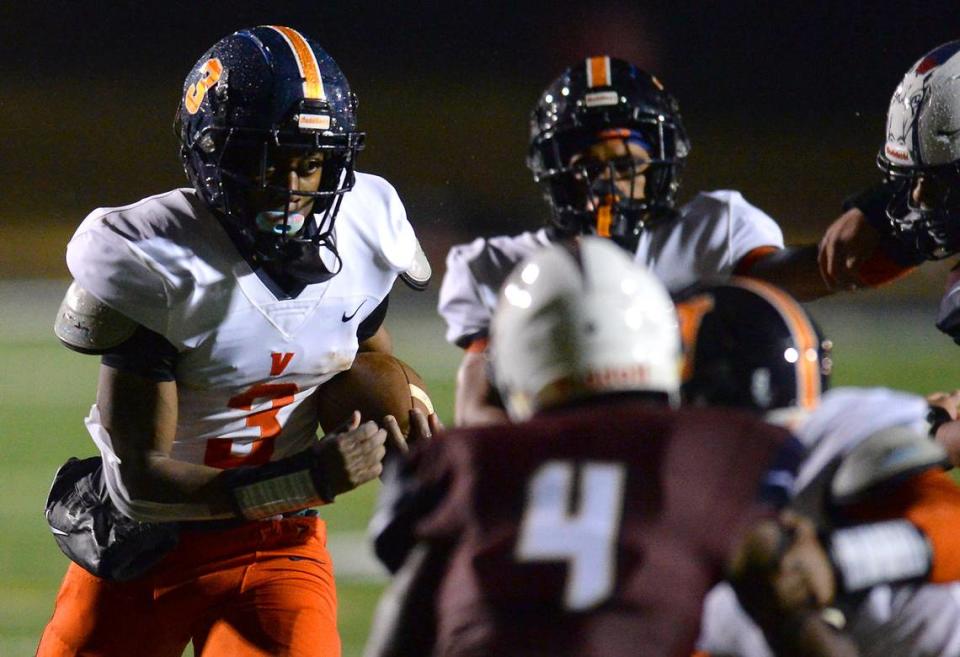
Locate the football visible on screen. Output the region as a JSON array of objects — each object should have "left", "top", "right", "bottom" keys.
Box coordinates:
[{"left": 315, "top": 352, "right": 434, "bottom": 435}]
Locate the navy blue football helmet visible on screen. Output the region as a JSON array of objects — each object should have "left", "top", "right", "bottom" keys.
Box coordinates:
[
  {"left": 675, "top": 279, "right": 831, "bottom": 414},
  {"left": 175, "top": 26, "right": 365, "bottom": 283},
  {"left": 528, "top": 56, "right": 690, "bottom": 252}
]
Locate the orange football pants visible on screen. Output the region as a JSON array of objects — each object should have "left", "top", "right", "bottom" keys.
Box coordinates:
[{"left": 37, "top": 515, "right": 340, "bottom": 657}]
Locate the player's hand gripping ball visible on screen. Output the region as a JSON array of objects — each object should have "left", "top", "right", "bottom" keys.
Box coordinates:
[{"left": 316, "top": 352, "right": 435, "bottom": 437}]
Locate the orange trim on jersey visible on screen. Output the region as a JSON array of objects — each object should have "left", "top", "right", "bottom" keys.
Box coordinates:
[
  {"left": 856, "top": 249, "right": 917, "bottom": 287},
  {"left": 588, "top": 56, "right": 610, "bottom": 87},
  {"left": 844, "top": 469, "right": 960, "bottom": 583},
  {"left": 465, "top": 336, "right": 490, "bottom": 353},
  {"left": 733, "top": 245, "right": 780, "bottom": 275},
  {"left": 268, "top": 25, "right": 325, "bottom": 100},
  {"left": 733, "top": 277, "right": 820, "bottom": 409}
]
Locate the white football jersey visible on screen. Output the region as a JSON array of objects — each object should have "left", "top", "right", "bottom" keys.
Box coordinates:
[
  {"left": 697, "top": 388, "right": 951, "bottom": 657},
  {"left": 67, "top": 173, "right": 416, "bottom": 486},
  {"left": 700, "top": 581, "right": 960, "bottom": 657},
  {"left": 438, "top": 190, "right": 783, "bottom": 346}
]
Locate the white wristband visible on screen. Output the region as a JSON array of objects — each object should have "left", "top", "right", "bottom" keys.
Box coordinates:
[{"left": 830, "top": 520, "right": 931, "bottom": 592}]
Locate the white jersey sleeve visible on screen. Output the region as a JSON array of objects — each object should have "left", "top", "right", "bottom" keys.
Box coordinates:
[
  {"left": 437, "top": 229, "right": 551, "bottom": 347},
  {"left": 794, "top": 387, "right": 930, "bottom": 492},
  {"left": 637, "top": 190, "right": 784, "bottom": 291},
  {"left": 66, "top": 192, "right": 189, "bottom": 337},
  {"left": 846, "top": 582, "right": 960, "bottom": 657},
  {"left": 340, "top": 172, "right": 417, "bottom": 281},
  {"left": 697, "top": 583, "right": 773, "bottom": 657}
]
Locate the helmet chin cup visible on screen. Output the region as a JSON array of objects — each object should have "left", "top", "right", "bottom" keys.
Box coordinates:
[{"left": 255, "top": 210, "right": 306, "bottom": 235}]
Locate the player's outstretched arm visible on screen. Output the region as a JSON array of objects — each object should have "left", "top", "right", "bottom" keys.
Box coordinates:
[
  {"left": 817, "top": 187, "right": 921, "bottom": 292},
  {"left": 99, "top": 365, "right": 387, "bottom": 521},
  {"left": 454, "top": 350, "right": 509, "bottom": 427},
  {"left": 744, "top": 245, "right": 834, "bottom": 301},
  {"left": 818, "top": 208, "right": 882, "bottom": 291}
]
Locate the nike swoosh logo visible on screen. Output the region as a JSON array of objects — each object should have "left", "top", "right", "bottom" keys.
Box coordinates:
[
  {"left": 50, "top": 527, "right": 69, "bottom": 536},
  {"left": 342, "top": 300, "right": 367, "bottom": 322}
]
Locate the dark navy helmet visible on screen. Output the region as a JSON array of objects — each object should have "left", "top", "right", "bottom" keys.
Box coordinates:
[
  {"left": 675, "top": 278, "right": 831, "bottom": 414},
  {"left": 175, "top": 26, "right": 365, "bottom": 282},
  {"left": 528, "top": 56, "right": 690, "bottom": 252}
]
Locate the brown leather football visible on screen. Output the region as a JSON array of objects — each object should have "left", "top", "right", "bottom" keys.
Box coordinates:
[{"left": 315, "top": 352, "right": 434, "bottom": 435}]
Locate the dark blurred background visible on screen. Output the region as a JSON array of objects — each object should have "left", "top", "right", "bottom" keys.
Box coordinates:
[{"left": 3, "top": 1, "right": 959, "bottom": 297}]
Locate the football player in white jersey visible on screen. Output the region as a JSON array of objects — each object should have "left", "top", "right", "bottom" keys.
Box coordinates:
[
  {"left": 677, "top": 280, "right": 960, "bottom": 657},
  {"left": 39, "top": 26, "right": 428, "bottom": 657},
  {"left": 438, "top": 56, "right": 832, "bottom": 427}
]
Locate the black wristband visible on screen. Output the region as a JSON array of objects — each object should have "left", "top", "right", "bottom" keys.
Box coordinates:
[
  {"left": 221, "top": 448, "right": 334, "bottom": 520},
  {"left": 927, "top": 404, "right": 953, "bottom": 438}
]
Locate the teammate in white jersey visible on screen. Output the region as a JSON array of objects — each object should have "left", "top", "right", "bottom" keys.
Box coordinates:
[
  {"left": 438, "top": 56, "right": 829, "bottom": 426},
  {"left": 676, "top": 281, "right": 960, "bottom": 657},
  {"left": 39, "top": 26, "right": 427, "bottom": 657}
]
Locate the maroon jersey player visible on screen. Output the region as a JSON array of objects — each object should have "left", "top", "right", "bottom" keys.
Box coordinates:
[{"left": 368, "top": 238, "right": 857, "bottom": 657}]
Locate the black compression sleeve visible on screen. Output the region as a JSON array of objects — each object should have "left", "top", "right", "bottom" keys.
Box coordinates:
[
  {"left": 358, "top": 296, "right": 389, "bottom": 341},
  {"left": 101, "top": 326, "right": 178, "bottom": 381}
]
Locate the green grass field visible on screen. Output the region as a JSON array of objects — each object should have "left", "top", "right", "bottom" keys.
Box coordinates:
[{"left": 2, "top": 281, "right": 958, "bottom": 656}]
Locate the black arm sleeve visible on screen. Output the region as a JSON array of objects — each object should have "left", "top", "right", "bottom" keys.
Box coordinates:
[
  {"left": 357, "top": 296, "right": 389, "bottom": 342},
  {"left": 843, "top": 182, "right": 927, "bottom": 267},
  {"left": 101, "top": 325, "right": 178, "bottom": 381}
]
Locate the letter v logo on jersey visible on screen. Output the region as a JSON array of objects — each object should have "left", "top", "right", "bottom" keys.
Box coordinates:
[{"left": 270, "top": 352, "right": 295, "bottom": 376}]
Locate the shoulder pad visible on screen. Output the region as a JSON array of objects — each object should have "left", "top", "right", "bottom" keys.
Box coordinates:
[
  {"left": 54, "top": 282, "right": 137, "bottom": 354},
  {"left": 831, "top": 425, "right": 948, "bottom": 505},
  {"left": 399, "top": 238, "right": 432, "bottom": 291}
]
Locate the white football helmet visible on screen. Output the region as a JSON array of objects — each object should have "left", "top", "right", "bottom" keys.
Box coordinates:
[
  {"left": 883, "top": 41, "right": 960, "bottom": 169},
  {"left": 880, "top": 40, "right": 960, "bottom": 258},
  {"left": 490, "top": 236, "right": 680, "bottom": 421}
]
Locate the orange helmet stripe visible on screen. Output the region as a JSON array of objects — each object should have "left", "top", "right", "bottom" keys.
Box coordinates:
[
  {"left": 267, "top": 25, "right": 325, "bottom": 101},
  {"left": 733, "top": 277, "right": 821, "bottom": 409},
  {"left": 587, "top": 56, "right": 611, "bottom": 88}
]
